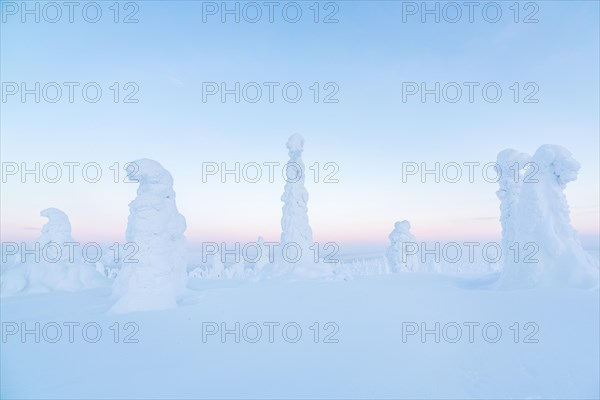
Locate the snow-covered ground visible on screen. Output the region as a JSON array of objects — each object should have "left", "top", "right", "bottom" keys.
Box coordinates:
[{"left": 2, "top": 269, "right": 598, "bottom": 399}]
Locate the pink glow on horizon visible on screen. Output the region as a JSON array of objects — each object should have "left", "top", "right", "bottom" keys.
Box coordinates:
[{"left": 2, "top": 212, "right": 598, "bottom": 246}]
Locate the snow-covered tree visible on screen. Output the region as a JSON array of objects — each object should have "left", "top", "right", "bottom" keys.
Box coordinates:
[
  {"left": 36, "top": 208, "right": 80, "bottom": 263},
  {"left": 111, "top": 159, "right": 187, "bottom": 313},
  {"left": 280, "top": 134, "right": 313, "bottom": 265},
  {"left": 386, "top": 220, "right": 417, "bottom": 272},
  {"left": 39, "top": 208, "right": 73, "bottom": 243},
  {"left": 208, "top": 252, "right": 225, "bottom": 279},
  {"left": 253, "top": 236, "right": 272, "bottom": 273},
  {"left": 501, "top": 145, "right": 598, "bottom": 288},
  {"left": 226, "top": 260, "right": 246, "bottom": 279},
  {"left": 496, "top": 149, "right": 531, "bottom": 260},
  {"left": 1, "top": 208, "right": 107, "bottom": 296}
]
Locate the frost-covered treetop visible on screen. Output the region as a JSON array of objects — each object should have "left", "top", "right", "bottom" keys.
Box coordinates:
[
  {"left": 125, "top": 159, "right": 185, "bottom": 242},
  {"left": 394, "top": 220, "right": 411, "bottom": 232},
  {"left": 40, "top": 208, "right": 71, "bottom": 229},
  {"left": 496, "top": 148, "right": 529, "bottom": 169},
  {"left": 286, "top": 133, "right": 304, "bottom": 155},
  {"left": 128, "top": 158, "right": 174, "bottom": 188},
  {"left": 533, "top": 144, "right": 580, "bottom": 187},
  {"left": 38, "top": 208, "right": 76, "bottom": 251},
  {"left": 39, "top": 208, "right": 72, "bottom": 239}
]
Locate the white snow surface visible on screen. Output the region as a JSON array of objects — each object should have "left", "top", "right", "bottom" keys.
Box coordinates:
[{"left": 1, "top": 274, "right": 598, "bottom": 399}]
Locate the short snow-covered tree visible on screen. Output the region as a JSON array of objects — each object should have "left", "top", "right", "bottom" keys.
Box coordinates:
[{"left": 386, "top": 220, "right": 417, "bottom": 272}]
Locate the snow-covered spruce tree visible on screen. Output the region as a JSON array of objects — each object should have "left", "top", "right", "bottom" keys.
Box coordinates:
[
  {"left": 279, "top": 134, "right": 314, "bottom": 267},
  {"left": 501, "top": 145, "right": 598, "bottom": 289},
  {"left": 38, "top": 208, "right": 79, "bottom": 262},
  {"left": 39, "top": 208, "right": 74, "bottom": 243},
  {"left": 386, "top": 220, "right": 418, "bottom": 272},
  {"left": 111, "top": 159, "right": 187, "bottom": 313},
  {"left": 254, "top": 236, "right": 272, "bottom": 273},
  {"left": 496, "top": 149, "right": 531, "bottom": 269},
  {"left": 208, "top": 251, "right": 225, "bottom": 279},
  {"left": 226, "top": 259, "right": 246, "bottom": 279}
]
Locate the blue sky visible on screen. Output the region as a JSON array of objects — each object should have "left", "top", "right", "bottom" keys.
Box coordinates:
[{"left": 1, "top": 1, "right": 599, "bottom": 245}]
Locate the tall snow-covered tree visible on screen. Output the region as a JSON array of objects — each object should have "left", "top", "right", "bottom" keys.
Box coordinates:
[
  {"left": 496, "top": 149, "right": 530, "bottom": 263},
  {"left": 280, "top": 134, "right": 313, "bottom": 264}
]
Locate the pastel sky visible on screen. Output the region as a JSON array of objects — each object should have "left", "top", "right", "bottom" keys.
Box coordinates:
[{"left": 1, "top": 1, "right": 598, "bottom": 246}]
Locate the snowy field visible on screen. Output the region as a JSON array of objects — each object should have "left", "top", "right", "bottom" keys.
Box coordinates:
[{"left": 2, "top": 271, "right": 599, "bottom": 399}]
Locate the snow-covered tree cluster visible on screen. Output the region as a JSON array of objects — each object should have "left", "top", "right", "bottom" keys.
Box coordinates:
[
  {"left": 0, "top": 208, "right": 108, "bottom": 297},
  {"left": 2, "top": 140, "right": 597, "bottom": 310},
  {"left": 497, "top": 145, "right": 598, "bottom": 289}
]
